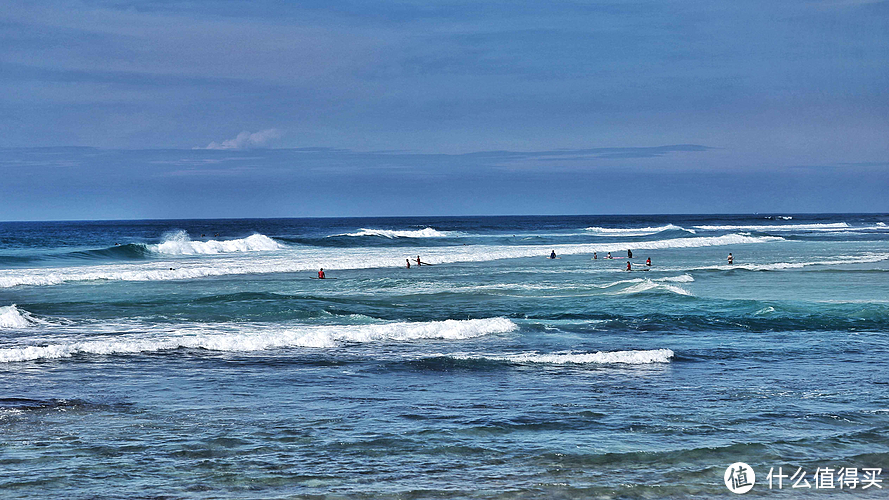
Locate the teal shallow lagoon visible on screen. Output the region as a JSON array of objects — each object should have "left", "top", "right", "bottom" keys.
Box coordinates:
[{"left": 1, "top": 215, "right": 887, "bottom": 498}]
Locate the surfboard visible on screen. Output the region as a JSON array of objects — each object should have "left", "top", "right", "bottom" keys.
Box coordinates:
[{"left": 310, "top": 277, "right": 338, "bottom": 279}]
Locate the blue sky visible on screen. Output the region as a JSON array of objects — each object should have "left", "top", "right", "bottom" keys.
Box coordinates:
[{"left": 1, "top": 0, "right": 887, "bottom": 220}]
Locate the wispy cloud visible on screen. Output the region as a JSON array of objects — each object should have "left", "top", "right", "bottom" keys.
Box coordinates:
[{"left": 200, "top": 129, "right": 283, "bottom": 150}]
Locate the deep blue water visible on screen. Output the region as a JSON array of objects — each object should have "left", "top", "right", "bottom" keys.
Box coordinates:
[{"left": 1, "top": 214, "right": 888, "bottom": 498}]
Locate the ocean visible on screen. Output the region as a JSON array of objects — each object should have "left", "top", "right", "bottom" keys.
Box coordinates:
[{"left": 0, "top": 214, "right": 887, "bottom": 498}]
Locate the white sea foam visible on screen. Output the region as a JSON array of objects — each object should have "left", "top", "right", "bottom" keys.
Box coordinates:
[
  {"left": 0, "top": 233, "right": 779, "bottom": 289},
  {"left": 453, "top": 349, "right": 674, "bottom": 365},
  {"left": 0, "top": 317, "right": 517, "bottom": 363},
  {"left": 333, "top": 228, "right": 452, "bottom": 238},
  {"left": 0, "top": 305, "right": 39, "bottom": 329},
  {"left": 584, "top": 224, "right": 693, "bottom": 236},
  {"left": 149, "top": 231, "right": 284, "bottom": 255}
]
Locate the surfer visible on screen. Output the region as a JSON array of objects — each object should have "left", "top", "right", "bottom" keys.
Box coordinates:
[
  {"left": 318, "top": 268, "right": 325, "bottom": 279},
  {"left": 550, "top": 250, "right": 557, "bottom": 259},
  {"left": 646, "top": 257, "right": 651, "bottom": 266},
  {"left": 416, "top": 255, "right": 427, "bottom": 266},
  {"left": 406, "top": 259, "right": 411, "bottom": 269},
  {"left": 728, "top": 253, "right": 733, "bottom": 265},
  {"left": 593, "top": 252, "right": 597, "bottom": 260},
  {"left": 607, "top": 252, "right": 612, "bottom": 259},
  {"left": 628, "top": 249, "right": 633, "bottom": 259},
  {"left": 626, "top": 261, "right": 632, "bottom": 271}
]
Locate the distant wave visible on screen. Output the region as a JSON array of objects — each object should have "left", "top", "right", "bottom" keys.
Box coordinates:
[
  {"left": 149, "top": 231, "right": 284, "bottom": 255},
  {"left": 692, "top": 222, "right": 886, "bottom": 232},
  {"left": 332, "top": 228, "right": 452, "bottom": 238},
  {"left": 451, "top": 348, "right": 674, "bottom": 365},
  {"left": 584, "top": 224, "right": 694, "bottom": 236},
  {"left": 0, "top": 317, "right": 517, "bottom": 363}
]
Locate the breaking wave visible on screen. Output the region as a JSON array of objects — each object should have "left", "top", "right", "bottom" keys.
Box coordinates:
[
  {"left": 0, "top": 317, "right": 518, "bottom": 363},
  {"left": 584, "top": 224, "right": 693, "bottom": 236},
  {"left": 0, "top": 305, "right": 43, "bottom": 329},
  {"left": 332, "top": 228, "right": 452, "bottom": 238},
  {"left": 451, "top": 349, "right": 674, "bottom": 365},
  {"left": 149, "top": 231, "right": 284, "bottom": 255},
  {"left": 692, "top": 222, "right": 886, "bottom": 232},
  {"left": 611, "top": 280, "right": 693, "bottom": 296}
]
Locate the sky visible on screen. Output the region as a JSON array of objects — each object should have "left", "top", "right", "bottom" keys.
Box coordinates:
[{"left": 1, "top": 0, "right": 887, "bottom": 220}]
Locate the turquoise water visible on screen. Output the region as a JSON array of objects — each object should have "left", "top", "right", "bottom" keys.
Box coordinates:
[{"left": 1, "top": 215, "right": 887, "bottom": 498}]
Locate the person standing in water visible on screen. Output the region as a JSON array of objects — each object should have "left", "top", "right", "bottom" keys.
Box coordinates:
[
  {"left": 728, "top": 253, "right": 733, "bottom": 265},
  {"left": 318, "top": 268, "right": 326, "bottom": 279},
  {"left": 550, "top": 250, "right": 557, "bottom": 259},
  {"left": 406, "top": 259, "right": 411, "bottom": 269}
]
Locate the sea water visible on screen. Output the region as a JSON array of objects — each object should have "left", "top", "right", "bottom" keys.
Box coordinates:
[{"left": 0, "top": 214, "right": 887, "bottom": 498}]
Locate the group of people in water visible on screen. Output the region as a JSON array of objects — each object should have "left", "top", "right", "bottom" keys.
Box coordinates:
[
  {"left": 550, "top": 248, "right": 650, "bottom": 271},
  {"left": 547, "top": 249, "right": 734, "bottom": 271},
  {"left": 319, "top": 250, "right": 735, "bottom": 278}
]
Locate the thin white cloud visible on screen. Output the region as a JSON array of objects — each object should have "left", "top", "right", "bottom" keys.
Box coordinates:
[{"left": 201, "top": 129, "right": 283, "bottom": 150}]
